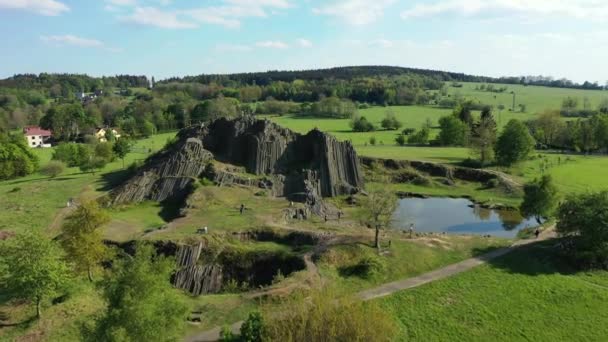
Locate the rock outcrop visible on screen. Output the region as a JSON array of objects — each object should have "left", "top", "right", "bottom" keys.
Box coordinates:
[
  {"left": 173, "top": 243, "right": 223, "bottom": 295},
  {"left": 110, "top": 137, "right": 213, "bottom": 204},
  {"left": 110, "top": 117, "right": 363, "bottom": 212}
]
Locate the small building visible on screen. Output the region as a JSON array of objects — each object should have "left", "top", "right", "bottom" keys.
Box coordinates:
[
  {"left": 23, "top": 126, "right": 52, "bottom": 148},
  {"left": 95, "top": 128, "right": 121, "bottom": 143}
]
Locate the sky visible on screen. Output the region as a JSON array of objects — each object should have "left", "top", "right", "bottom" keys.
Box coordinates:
[{"left": 1, "top": 0, "right": 607, "bottom": 83}]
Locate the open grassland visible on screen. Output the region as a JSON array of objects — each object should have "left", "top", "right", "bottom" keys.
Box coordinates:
[
  {"left": 449, "top": 82, "right": 608, "bottom": 114},
  {"left": 0, "top": 132, "right": 176, "bottom": 234},
  {"left": 317, "top": 234, "right": 508, "bottom": 294},
  {"left": 377, "top": 241, "right": 608, "bottom": 341}
]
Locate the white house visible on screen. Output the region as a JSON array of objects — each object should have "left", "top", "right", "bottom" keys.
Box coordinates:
[
  {"left": 23, "top": 126, "right": 52, "bottom": 148},
  {"left": 95, "top": 128, "right": 121, "bottom": 142}
]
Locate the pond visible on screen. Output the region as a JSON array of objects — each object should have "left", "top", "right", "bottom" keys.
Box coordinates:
[{"left": 392, "top": 197, "right": 537, "bottom": 238}]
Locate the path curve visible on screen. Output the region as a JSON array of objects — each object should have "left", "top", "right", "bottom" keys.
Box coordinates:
[{"left": 185, "top": 230, "right": 556, "bottom": 342}]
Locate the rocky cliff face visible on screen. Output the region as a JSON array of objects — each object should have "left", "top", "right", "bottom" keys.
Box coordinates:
[
  {"left": 110, "top": 117, "right": 363, "bottom": 211},
  {"left": 110, "top": 137, "right": 213, "bottom": 204}
]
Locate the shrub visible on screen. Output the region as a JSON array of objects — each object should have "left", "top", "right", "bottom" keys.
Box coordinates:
[
  {"left": 395, "top": 134, "right": 406, "bottom": 146},
  {"left": 240, "top": 311, "right": 266, "bottom": 342},
  {"left": 41, "top": 160, "right": 66, "bottom": 178},
  {"left": 381, "top": 112, "right": 402, "bottom": 130},
  {"left": 408, "top": 128, "right": 430, "bottom": 145},
  {"left": 262, "top": 289, "right": 396, "bottom": 341},
  {"left": 52, "top": 143, "right": 90, "bottom": 167},
  {"left": 402, "top": 128, "right": 416, "bottom": 135},
  {"left": 350, "top": 116, "right": 375, "bottom": 132},
  {"left": 369, "top": 136, "right": 377, "bottom": 146}
]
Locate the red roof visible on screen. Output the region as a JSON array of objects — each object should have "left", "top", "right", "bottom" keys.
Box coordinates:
[{"left": 23, "top": 126, "right": 52, "bottom": 137}]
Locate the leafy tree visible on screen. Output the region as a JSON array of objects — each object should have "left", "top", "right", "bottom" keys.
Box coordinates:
[
  {"left": 454, "top": 101, "right": 473, "bottom": 126},
  {"left": 0, "top": 230, "right": 71, "bottom": 318},
  {"left": 141, "top": 120, "right": 157, "bottom": 137},
  {"left": 191, "top": 97, "right": 240, "bottom": 123},
  {"left": 380, "top": 111, "right": 402, "bottom": 130},
  {"left": 309, "top": 97, "right": 357, "bottom": 118},
  {"left": 369, "top": 136, "right": 376, "bottom": 146},
  {"left": 80, "top": 156, "right": 107, "bottom": 175},
  {"left": 471, "top": 112, "right": 497, "bottom": 164},
  {"left": 94, "top": 142, "right": 114, "bottom": 163},
  {"left": 528, "top": 110, "right": 564, "bottom": 146},
  {"left": 93, "top": 244, "right": 189, "bottom": 341},
  {"left": 112, "top": 138, "right": 132, "bottom": 169},
  {"left": 599, "top": 98, "right": 608, "bottom": 115},
  {"left": 60, "top": 200, "right": 110, "bottom": 282},
  {"left": 53, "top": 143, "right": 91, "bottom": 167},
  {"left": 520, "top": 175, "right": 559, "bottom": 224},
  {"left": 41, "top": 160, "right": 65, "bottom": 178},
  {"left": 395, "top": 134, "right": 406, "bottom": 146},
  {"left": 0, "top": 134, "right": 39, "bottom": 180},
  {"left": 350, "top": 116, "right": 375, "bottom": 132},
  {"left": 360, "top": 187, "right": 397, "bottom": 249},
  {"left": 437, "top": 115, "right": 468, "bottom": 146},
  {"left": 408, "top": 127, "right": 430, "bottom": 145},
  {"left": 495, "top": 119, "right": 535, "bottom": 166},
  {"left": 557, "top": 191, "right": 608, "bottom": 268},
  {"left": 562, "top": 97, "right": 579, "bottom": 111}
]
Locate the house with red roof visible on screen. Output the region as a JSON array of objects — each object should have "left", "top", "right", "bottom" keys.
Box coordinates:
[{"left": 23, "top": 126, "right": 52, "bottom": 148}]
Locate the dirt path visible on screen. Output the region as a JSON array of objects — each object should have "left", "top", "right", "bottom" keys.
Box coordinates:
[{"left": 185, "top": 230, "right": 556, "bottom": 342}]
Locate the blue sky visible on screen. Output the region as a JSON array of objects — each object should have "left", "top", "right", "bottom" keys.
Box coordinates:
[{"left": 1, "top": 0, "right": 607, "bottom": 83}]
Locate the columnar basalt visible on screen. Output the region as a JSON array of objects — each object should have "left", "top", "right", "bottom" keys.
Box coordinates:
[{"left": 110, "top": 117, "right": 364, "bottom": 212}]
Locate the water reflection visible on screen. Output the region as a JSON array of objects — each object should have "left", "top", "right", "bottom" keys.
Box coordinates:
[{"left": 392, "top": 198, "right": 536, "bottom": 238}]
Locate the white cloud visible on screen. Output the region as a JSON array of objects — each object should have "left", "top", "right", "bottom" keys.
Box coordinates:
[
  {"left": 106, "top": 0, "right": 137, "bottom": 6},
  {"left": 224, "top": 0, "right": 290, "bottom": 8},
  {"left": 121, "top": 7, "right": 197, "bottom": 29},
  {"left": 0, "top": 0, "right": 69, "bottom": 16},
  {"left": 215, "top": 44, "right": 253, "bottom": 52},
  {"left": 115, "top": 0, "right": 292, "bottom": 29},
  {"left": 40, "top": 34, "right": 104, "bottom": 47},
  {"left": 297, "top": 38, "right": 313, "bottom": 48},
  {"left": 313, "top": 0, "right": 395, "bottom": 25},
  {"left": 370, "top": 39, "right": 394, "bottom": 48},
  {"left": 401, "top": 0, "right": 608, "bottom": 21},
  {"left": 256, "top": 40, "right": 289, "bottom": 49}
]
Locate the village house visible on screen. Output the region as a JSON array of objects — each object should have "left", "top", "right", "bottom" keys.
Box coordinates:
[
  {"left": 95, "top": 128, "right": 121, "bottom": 142},
  {"left": 23, "top": 126, "right": 52, "bottom": 148}
]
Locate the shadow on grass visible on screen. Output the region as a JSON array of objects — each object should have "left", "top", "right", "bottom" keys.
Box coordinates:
[
  {"left": 472, "top": 238, "right": 576, "bottom": 277},
  {"left": 5, "top": 176, "right": 79, "bottom": 186},
  {"left": 97, "top": 168, "right": 132, "bottom": 192}
]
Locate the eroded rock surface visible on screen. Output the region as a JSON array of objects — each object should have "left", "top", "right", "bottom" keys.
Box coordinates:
[{"left": 110, "top": 117, "right": 363, "bottom": 212}]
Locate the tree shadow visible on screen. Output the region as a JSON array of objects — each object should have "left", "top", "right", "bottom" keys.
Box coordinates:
[
  {"left": 158, "top": 199, "right": 184, "bottom": 222},
  {"left": 472, "top": 238, "right": 577, "bottom": 277},
  {"left": 97, "top": 168, "right": 132, "bottom": 192}
]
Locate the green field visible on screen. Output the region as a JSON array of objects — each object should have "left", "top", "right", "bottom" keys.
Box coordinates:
[
  {"left": 378, "top": 242, "right": 608, "bottom": 341},
  {"left": 0, "top": 132, "right": 176, "bottom": 234},
  {"left": 449, "top": 82, "right": 608, "bottom": 114}
]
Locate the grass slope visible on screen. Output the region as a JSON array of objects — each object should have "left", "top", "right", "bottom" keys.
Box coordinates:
[
  {"left": 378, "top": 242, "right": 608, "bottom": 341},
  {"left": 0, "top": 132, "right": 176, "bottom": 234}
]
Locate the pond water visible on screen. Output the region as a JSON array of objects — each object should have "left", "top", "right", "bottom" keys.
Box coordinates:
[{"left": 392, "top": 197, "right": 537, "bottom": 238}]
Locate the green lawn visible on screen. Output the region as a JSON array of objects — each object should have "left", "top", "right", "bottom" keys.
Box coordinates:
[
  {"left": 318, "top": 235, "right": 509, "bottom": 294},
  {"left": 0, "top": 132, "right": 177, "bottom": 234},
  {"left": 377, "top": 242, "right": 608, "bottom": 341},
  {"left": 449, "top": 82, "right": 608, "bottom": 115}
]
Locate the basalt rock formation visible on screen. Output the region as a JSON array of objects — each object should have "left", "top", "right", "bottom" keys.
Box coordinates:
[{"left": 110, "top": 117, "right": 363, "bottom": 214}]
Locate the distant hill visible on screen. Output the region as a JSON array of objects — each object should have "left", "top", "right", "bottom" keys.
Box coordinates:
[
  {"left": 161, "top": 66, "right": 605, "bottom": 91},
  {"left": 0, "top": 66, "right": 605, "bottom": 91}
]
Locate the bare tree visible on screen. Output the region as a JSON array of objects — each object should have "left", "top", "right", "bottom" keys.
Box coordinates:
[{"left": 360, "top": 187, "right": 398, "bottom": 249}]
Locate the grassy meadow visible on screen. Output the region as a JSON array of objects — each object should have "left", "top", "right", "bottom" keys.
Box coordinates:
[
  {"left": 449, "top": 82, "right": 608, "bottom": 114},
  {"left": 0, "top": 132, "right": 176, "bottom": 235},
  {"left": 377, "top": 241, "right": 608, "bottom": 341}
]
